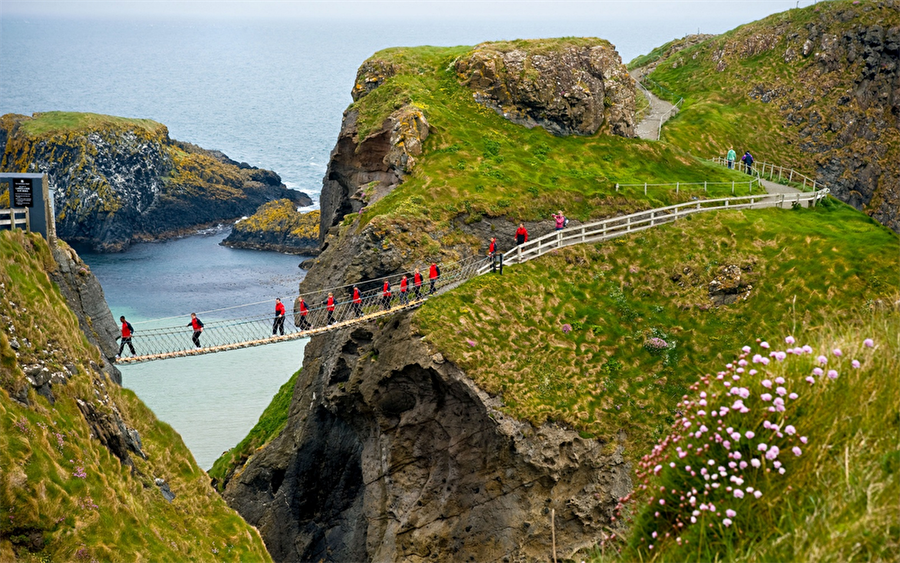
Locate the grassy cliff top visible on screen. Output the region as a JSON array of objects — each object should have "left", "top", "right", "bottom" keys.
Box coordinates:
[
  {"left": 0, "top": 231, "right": 270, "bottom": 562},
  {"left": 349, "top": 40, "right": 753, "bottom": 235},
  {"left": 6, "top": 111, "right": 169, "bottom": 139}
]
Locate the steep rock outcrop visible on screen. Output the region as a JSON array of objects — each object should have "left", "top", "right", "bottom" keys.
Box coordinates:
[
  {"left": 222, "top": 200, "right": 321, "bottom": 255},
  {"left": 223, "top": 313, "right": 630, "bottom": 563},
  {"left": 455, "top": 40, "right": 635, "bottom": 137},
  {"left": 0, "top": 112, "right": 312, "bottom": 251},
  {"left": 318, "top": 106, "right": 429, "bottom": 244}
]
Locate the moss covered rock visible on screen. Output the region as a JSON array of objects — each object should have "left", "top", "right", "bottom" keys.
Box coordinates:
[
  {"left": 0, "top": 112, "right": 312, "bottom": 252},
  {"left": 221, "top": 200, "right": 320, "bottom": 255}
]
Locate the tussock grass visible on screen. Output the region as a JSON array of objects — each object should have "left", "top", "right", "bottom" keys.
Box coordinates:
[
  {"left": 585, "top": 310, "right": 899, "bottom": 562},
  {"left": 0, "top": 231, "right": 270, "bottom": 562},
  {"left": 13, "top": 111, "right": 167, "bottom": 138},
  {"left": 414, "top": 200, "right": 899, "bottom": 451}
]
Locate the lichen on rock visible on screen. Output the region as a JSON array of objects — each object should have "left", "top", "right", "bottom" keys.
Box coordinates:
[
  {"left": 454, "top": 39, "right": 636, "bottom": 137},
  {"left": 222, "top": 200, "right": 321, "bottom": 255}
]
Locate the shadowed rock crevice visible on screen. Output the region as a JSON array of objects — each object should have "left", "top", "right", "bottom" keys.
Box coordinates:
[{"left": 223, "top": 312, "right": 631, "bottom": 562}]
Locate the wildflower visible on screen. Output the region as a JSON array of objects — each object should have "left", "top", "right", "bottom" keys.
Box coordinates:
[
  {"left": 765, "top": 446, "right": 780, "bottom": 460},
  {"left": 723, "top": 518, "right": 733, "bottom": 527},
  {"left": 852, "top": 360, "right": 861, "bottom": 369},
  {"left": 792, "top": 446, "right": 802, "bottom": 456},
  {"left": 813, "top": 367, "right": 823, "bottom": 376},
  {"left": 659, "top": 499, "right": 665, "bottom": 505},
  {"left": 758, "top": 443, "right": 768, "bottom": 451},
  {"left": 761, "top": 379, "right": 772, "bottom": 388},
  {"left": 745, "top": 431, "right": 755, "bottom": 439},
  {"left": 785, "top": 336, "right": 795, "bottom": 344},
  {"left": 864, "top": 338, "right": 874, "bottom": 348},
  {"left": 802, "top": 345, "right": 813, "bottom": 354},
  {"left": 778, "top": 467, "right": 786, "bottom": 475},
  {"left": 760, "top": 341, "right": 770, "bottom": 349},
  {"left": 753, "top": 490, "right": 763, "bottom": 499},
  {"left": 760, "top": 393, "right": 772, "bottom": 402},
  {"left": 733, "top": 489, "right": 745, "bottom": 499},
  {"left": 734, "top": 452, "right": 742, "bottom": 460},
  {"left": 817, "top": 355, "right": 828, "bottom": 365},
  {"left": 788, "top": 392, "right": 798, "bottom": 400},
  {"left": 751, "top": 458, "right": 761, "bottom": 468},
  {"left": 805, "top": 376, "right": 815, "bottom": 385},
  {"left": 827, "top": 370, "right": 838, "bottom": 379},
  {"left": 466, "top": 339, "right": 477, "bottom": 347},
  {"left": 776, "top": 387, "right": 787, "bottom": 396},
  {"left": 561, "top": 324, "right": 572, "bottom": 334},
  {"left": 726, "top": 509, "right": 736, "bottom": 518},
  {"left": 742, "top": 345, "right": 751, "bottom": 353},
  {"left": 784, "top": 425, "right": 796, "bottom": 435},
  {"left": 833, "top": 348, "right": 842, "bottom": 357},
  {"left": 775, "top": 376, "right": 785, "bottom": 385},
  {"left": 800, "top": 436, "right": 808, "bottom": 444}
]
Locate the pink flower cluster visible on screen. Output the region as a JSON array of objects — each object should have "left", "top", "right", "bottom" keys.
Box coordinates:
[{"left": 604, "top": 336, "right": 871, "bottom": 553}]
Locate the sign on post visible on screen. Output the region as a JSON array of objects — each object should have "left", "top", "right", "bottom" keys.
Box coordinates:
[
  {"left": 1, "top": 173, "right": 55, "bottom": 241},
  {"left": 12, "top": 178, "right": 34, "bottom": 207}
]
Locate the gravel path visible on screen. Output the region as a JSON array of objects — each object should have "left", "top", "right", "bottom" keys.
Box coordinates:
[{"left": 632, "top": 71, "right": 678, "bottom": 140}]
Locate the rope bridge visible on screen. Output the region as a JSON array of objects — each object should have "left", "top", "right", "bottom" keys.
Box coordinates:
[
  {"left": 115, "top": 255, "right": 491, "bottom": 364},
  {"left": 117, "top": 162, "right": 829, "bottom": 364}
]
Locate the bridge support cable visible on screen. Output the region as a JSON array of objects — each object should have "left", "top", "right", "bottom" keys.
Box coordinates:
[{"left": 116, "top": 255, "right": 490, "bottom": 364}]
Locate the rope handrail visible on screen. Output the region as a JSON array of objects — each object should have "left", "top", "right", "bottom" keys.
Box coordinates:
[{"left": 119, "top": 162, "right": 828, "bottom": 364}]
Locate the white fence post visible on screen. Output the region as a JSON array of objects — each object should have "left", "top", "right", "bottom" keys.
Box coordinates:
[{"left": 644, "top": 182, "right": 647, "bottom": 195}]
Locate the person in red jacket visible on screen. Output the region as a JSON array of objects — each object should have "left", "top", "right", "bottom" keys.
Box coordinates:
[
  {"left": 429, "top": 262, "right": 440, "bottom": 295},
  {"left": 382, "top": 280, "right": 392, "bottom": 310},
  {"left": 117, "top": 315, "right": 135, "bottom": 358},
  {"left": 515, "top": 223, "right": 528, "bottom": 245},
  {"left": 326, "top": 293, "right": 336, "bottom": 325},
  {"left": 487, "top": 237, "right": 496, "bottom": 257},
  {"left": 296, "top": 296, "right": 311, "bottom": 330},
  {"left": 352, "top": 286, "right": 363, "bottom": 317},
  {"left": 399, "top": 275, "right": 409, "bottom": 305},
  {"left": 413, "top": 268, "right": 423, "bottom": 300},
  {"left": 187, "top": 313, "right": 204, "bottom": 348},
  {"left": 273, "top": 298, "right": 286, "bottom": 335}
]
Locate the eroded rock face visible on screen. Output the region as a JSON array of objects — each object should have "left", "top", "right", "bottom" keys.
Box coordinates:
[
  {"left": 223, "top": 313, "right": 630, "bottom": 562},
  {"left": 318, "top": 105, "right": 429, "bottom": 245},
  {"left": 455, "top": 42, "right": 635, "bottom": 137}
]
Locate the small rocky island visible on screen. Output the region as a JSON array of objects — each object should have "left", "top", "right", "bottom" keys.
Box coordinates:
[
  {"left": 0, "top": 112, "right": 311, "bottom": 252},
  {"left": 221, "top": 199, "right": 320, "bottom": 255}
]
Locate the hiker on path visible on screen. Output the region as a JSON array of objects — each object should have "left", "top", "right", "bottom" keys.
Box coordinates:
[
  {"left": 552, "top": 211, "right": 566, "bottom": 230},
  {"left": 326, "top": 293, "right": 336, "bottom": 325},
  {"left": 413, "top": 268, "right": 423, "bottom": 300},
  {"left": 726, "top": 147, "right": 736, "bottom": 169},
  {"left": 741, "top": 151, "right": 754, "bottom": 175},
  {"left": 399, "top": 275, "right": 409, "bottom": 305},
  {"left": 296, "top": 297, "right": 311, "bottom": 330},
  {"left": 382, "top": 280, "right": 393, "bottom": 310},
  {"left": 429, "top": 263, "right": 440, "bottom": 295},
  {"left": 487, "top": 237, "right": 497, "bottom": 258},
  {"left": 117, "top": 316, "right": 135, "bottom": 358},
  {"left": 187, "top": 313, "right": 204, "bottom": 348},
  {"left": 273, "top": 298, "right": 286, "bottom": 335},
  {"left": 515, "top": 223, "right": 528, "bottom": 245},
  {"left": 352, "top": 286, "right": 363, "bottom": 317}
]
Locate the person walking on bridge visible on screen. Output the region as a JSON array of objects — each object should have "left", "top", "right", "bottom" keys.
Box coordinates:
[
  {"left": 399, "top": 275, "right": 409, "bottom": 306},
  {"left": 187, "top": 313, "right": 204, "bottom": 348},
  {"left": 413, "top": 268, "right": 423, "bottom": 300},
  {"left": 296, "top": 296, "right": 311, "bottom": 330},
  {"left": 726, "top": 147, "right": 736, "bottom": 169},
  {"left": 515, "top": 223, "right": 528, "bottom": 246},
  {"left": 116, "top": 316, "right": 135, "bottom": 358},
  {"left": 352, "top": 286, "right": 363, "bottom": 317},
  {"left": 326, "top": 293, "right": 336, "bottom": 325},
  {"left": 382, "top": 280, "right": 393, "bottom": 310},
  {"left": 429, "top": 262, "right": 440, "bottom": 295},
  {"left": 273, "top": 298, "right": 286, "bottom": 335}
]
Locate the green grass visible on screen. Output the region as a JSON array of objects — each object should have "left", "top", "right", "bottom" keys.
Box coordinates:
[
  {"left": 0, "top": 230, "right": 271, "bottom": 562},
  {"left": 12, "top": 111, "right": 167, "bottom": 138},
  {"left": 345, "top": 41, "right": 757, "bottom": 251},
  {"left": 414, "top": 200, "right": 899, "bottom": 451},
  {"left": 585, "top": 310, "right": 899, "bottom": 562},
  {"left": 209, "top": 369, "right": 300, "bottom": 491}
]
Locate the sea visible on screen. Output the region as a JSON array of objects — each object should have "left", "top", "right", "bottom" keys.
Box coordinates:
[{"left": 0, "top": 6, "right": 798, "bottom": 469}]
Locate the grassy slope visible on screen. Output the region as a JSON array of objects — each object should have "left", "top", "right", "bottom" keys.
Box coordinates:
[
  {"left": 0, "top": 230, "right": 271, "bottom": 562},
  {"left": 643, "top": 0, "right": 900, "bottom": 175},
  {"left": 350, "top": 40, "right": 757, "bottom": 238},
  {"left": 415, "top": 199, "right": 899, "bottom": 449}
]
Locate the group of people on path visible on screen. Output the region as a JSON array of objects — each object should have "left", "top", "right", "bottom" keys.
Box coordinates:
[
  {"left": 115, "top": 210, "right": 577, "bottom": 358},
  {"left": 726, "top": 147, "right": 754, "bottom": 175}
]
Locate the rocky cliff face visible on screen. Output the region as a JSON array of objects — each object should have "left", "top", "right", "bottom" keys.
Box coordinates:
[
  {"left": 0, "top": 112, "right": 311, "bottom": 252},
  {"left": 694, "top": 1, "right": 899, "bottom": 232},
  {"left": 455, "top": 40, "right": 635, "bottom": 137},
  {"left": 222, "top": 313, "right": 630, "bottom": 563}
]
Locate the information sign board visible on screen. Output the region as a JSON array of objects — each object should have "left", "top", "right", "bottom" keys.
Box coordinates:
[{"left": 13, "top": 178, "right": 34, "bottom": 207}]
